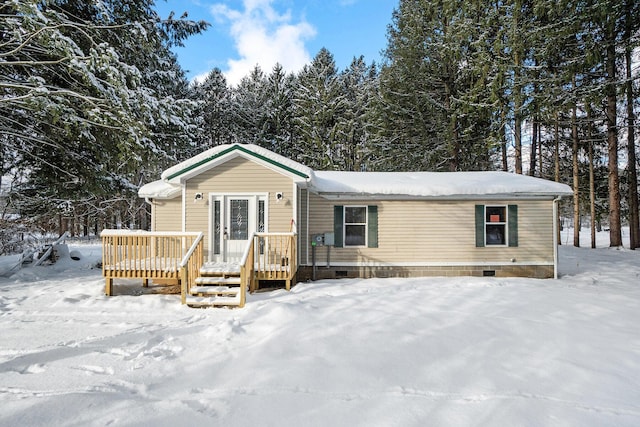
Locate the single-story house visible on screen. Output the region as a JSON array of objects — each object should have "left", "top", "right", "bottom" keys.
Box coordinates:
[{"left": 103, "top": 143, "right": 573, "bottom": 307}]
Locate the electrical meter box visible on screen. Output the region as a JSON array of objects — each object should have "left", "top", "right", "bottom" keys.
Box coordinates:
[
  {"left": 311, "top": 232, "right": 335, "bottom": 247},
  {"left": 323, "top": 232, "right": 335, "bottom": 246}
]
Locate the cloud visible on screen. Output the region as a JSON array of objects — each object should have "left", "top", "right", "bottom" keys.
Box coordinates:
[{"left": 210, "top": 0, "right": 316, "bottom": 86}]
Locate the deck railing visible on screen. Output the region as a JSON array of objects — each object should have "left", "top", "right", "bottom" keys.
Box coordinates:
[
  {"left": 239, "top": 237, "right": 254, "bottom": 307},
  {"left": 101, "top": 230, "right": 203, "bottom": 297},
  {"left": 239, "top": 232, "right": 297, "bottom": 303},
  {"left": 102, "top": 230, "right": 295, "bottom": 305},
  {"left": 179, "top": 233, "right": 204, "bottom": 304},
  {"left": 251, "top": 232, "right": 297, "bottom": 292}
]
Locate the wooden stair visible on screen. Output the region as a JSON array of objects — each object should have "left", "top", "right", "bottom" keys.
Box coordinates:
[{"left": 185, "top": 263, "right": 243, "bottom": 308}]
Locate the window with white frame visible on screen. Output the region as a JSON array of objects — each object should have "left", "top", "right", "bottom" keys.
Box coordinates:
[
  {"left": 485, "top": 206, "right": 507, "bottom": 245},
  {"left": 476, "top": 204, "right": 518, "bottom": 248},
  {"left": 344, "top": 206, "right": 367, "bottom": 246},
  {"left": 334, "top": 205, "right": 378, "bottom": 248}
]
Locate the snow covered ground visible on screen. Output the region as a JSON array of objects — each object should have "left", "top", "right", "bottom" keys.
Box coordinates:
[{"left": 1, "top": 231, "right": 639, "bottom": 426}]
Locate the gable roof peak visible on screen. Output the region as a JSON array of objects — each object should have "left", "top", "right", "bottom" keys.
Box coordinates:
[{"left": 161, "top": 143, "right": 313, "bottom": 183}]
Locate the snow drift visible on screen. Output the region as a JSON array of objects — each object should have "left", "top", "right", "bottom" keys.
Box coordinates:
[{"left": 0, "top": 233, "right": 639, "bottom": 426}]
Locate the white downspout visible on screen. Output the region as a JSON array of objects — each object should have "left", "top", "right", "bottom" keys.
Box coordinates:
[
  {"left": 144, "top": 198, "right": 153, "bottom": 231},
  {"left": 182, "top": 184, "right": 187, "bottom": 233},
  {"left": 553, "top": 196, "right": 561, "bottom": 279}
]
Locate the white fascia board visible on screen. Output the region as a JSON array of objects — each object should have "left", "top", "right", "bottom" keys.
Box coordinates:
[{"left": 311, "top": 192, "right": 564, "bottom": 201}]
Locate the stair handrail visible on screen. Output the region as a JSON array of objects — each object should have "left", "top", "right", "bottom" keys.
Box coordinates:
[
  {"left": 238, "top": 233, "right": 258, "bottom": 307},
  {"left": 239, "top": 232, "right": 258, "bottom": 266},
  {"left": 179, "top": 232, "right": 204, "bottom": 268},
  {"left": 179, "top": 232, "right": 204, "bottom": 304}
]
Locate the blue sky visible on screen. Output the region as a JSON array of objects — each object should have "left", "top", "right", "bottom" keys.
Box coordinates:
[{"left": 154, "top": 0, "right": 398, "bottom": 85}]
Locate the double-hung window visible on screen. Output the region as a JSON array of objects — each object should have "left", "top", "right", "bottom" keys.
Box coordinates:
[
  {"left": 485, "top": 206, "right": 507, "bottom": 245},
  {"left": 333, "top": 205, "right": 378, "bottom": 248},
  {"left": 475, "top": 204, "right": 518, "bottom": 247},
  {"left": 344, "top": 206, "right": 367, "bottom": 246}
]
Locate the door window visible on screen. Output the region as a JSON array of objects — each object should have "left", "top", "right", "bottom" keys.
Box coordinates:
[
  {"left": 213, "top": 200, "right": 221, "bottom": 254},
  {"left": 229, "top": 199, "right": 249, "bottom": 240}
]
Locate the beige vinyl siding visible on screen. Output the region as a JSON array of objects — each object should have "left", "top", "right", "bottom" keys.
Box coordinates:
[
  {"left": 152, "top": 197, "right": 182, "bottom": 232},
  {"left": 297, "top": 187, "right": 309, "bottom": 265},
  {"left": 307, "top": 194, "right": 555, "bottom": 265},
  {"left": 183, "top": 156, "right": 296, "bottom": 255}
]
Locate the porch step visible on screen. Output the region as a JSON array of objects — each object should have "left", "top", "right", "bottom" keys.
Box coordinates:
[
  {"left": 186, "top": 293, "right": 241, "bottom": 307},
  {"left": 189, "top": 286, "right": 239, "bottom": 296},
  {"left": 200, "top": 262, "right": 241, "bottom": 277},
  {"left": 195, "top": 276, "right": 241, "bottom": 286}
]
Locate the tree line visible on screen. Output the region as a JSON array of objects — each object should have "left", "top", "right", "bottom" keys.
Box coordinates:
[
  {"left": 1, "top": 0, "right": 206, "bottom": 251},
  {"left": 1, "top": 0, "right": 639, "bottom": 253}
]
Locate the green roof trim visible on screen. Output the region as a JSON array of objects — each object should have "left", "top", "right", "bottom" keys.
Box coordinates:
[{"left": 166, "top": 145, "right": 310, "bottom": 181}]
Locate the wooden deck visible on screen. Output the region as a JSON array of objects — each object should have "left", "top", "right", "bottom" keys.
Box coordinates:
[
  {"left": 101, "top": 230, "right": 203, "bottom": 297},
  {"left": 101, "top": 230, "right": 296, "bottom": 308}
]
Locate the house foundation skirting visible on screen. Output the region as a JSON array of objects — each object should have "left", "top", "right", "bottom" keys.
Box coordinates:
[{"left": 297, "top": 264, "right": 555, "bottom": 281}]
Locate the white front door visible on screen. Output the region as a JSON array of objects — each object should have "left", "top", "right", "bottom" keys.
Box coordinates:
[{"left": 210, "top": 194, "right": 266, "bottom": 263}]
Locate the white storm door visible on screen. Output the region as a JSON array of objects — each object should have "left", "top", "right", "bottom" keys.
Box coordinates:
[
  {"left": 211, "top": 194, "right": 266, "bottom": 263},
  {"left": 225, "top": 197, "right": 254, "bottom": 262}
]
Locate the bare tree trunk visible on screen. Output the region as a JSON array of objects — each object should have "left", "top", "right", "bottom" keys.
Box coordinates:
[
  {"left": 606, "top": 16, "right": 622, "bottom": 247},
  {"left": 538, "top": 123, "right": 543, "bottom": 177},
  {"left": 625, "top": 0, "right": 639, "bottom": 249},
  {"left": 513, "top": 0, "right": 523, "bottom": 175},
  {"left": 529, "top": 117, "right": 538, "bottom": 176},
  {"left": 83, "top": 214, "right": 89, "bottom": 237},
  {"left": 514, "top": 104, "right": 523, "bottom": 174},
  {"left": 555, "top": 111, "right": 562, "bottom": 246},
  {"left": 587, "top": 104, "right": 596, "bottom": 249},
  {"left": 572, "top": 91, "right": 580, "bottom": 247},
  {"left": 501, "top": 108, "right": 509, "bottom": 171}
]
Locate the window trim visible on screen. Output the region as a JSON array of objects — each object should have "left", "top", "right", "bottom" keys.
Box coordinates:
[
  {"left": 343, "top": 205, "right": 368, "bottom": 247},
  {"left": 475, "top": 204, "right": 518, "bottom": 248},
  {"left": 484, "top": 205, "right": 508, "bottom": 246}
]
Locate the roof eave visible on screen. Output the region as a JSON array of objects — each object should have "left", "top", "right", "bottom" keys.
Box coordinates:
[
  {"left": 312, "top": 192, "right": 572, "bottom": 201},
  {"left": 164, "top": 144, "right": 311, "bottom": 183}
]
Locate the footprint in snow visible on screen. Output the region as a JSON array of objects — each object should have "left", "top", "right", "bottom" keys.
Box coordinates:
[{"left": 74, "top": 365, "right": 115, "bottom": 375}]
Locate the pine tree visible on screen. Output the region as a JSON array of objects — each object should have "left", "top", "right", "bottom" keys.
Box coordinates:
[
  {"left": 380, "top": 0, "right": 457, "bottom": 171},
  {"left": 195, "top": 68, "right": 233, "bottom": 149},
  {"left": 336, "top": 57, "right": 378, "bottom": 171},
  {"left": 380, "top": 0, "right": 500, "bottom": 172},
  {"left": 293, "top": 48, "right": 346, "bottom": 170},
  {"left": 0, "top": 0, "right": 207, "bottom": 240},
  {"left": 261, "top": 64, "right": 297, "bottom": 157},
  {"left": 231, "top": 65, "right": 267, "bottom": 146}
]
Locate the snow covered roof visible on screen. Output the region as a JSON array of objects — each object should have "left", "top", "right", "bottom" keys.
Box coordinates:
[
  {"left": 139, "top": 144, "right": 573, "bottom": 200},
  {"left": 161, "top": 144, "right": 313, "bottom": 184},
  {"left": 310, "top": 171, "right": 573, "bottom": 199},
  {"left": 138, "top": 179, "right": 181, "bottom": 199},
  {"left": 138, "top": 180, "right": 182, "bottom": 199}
]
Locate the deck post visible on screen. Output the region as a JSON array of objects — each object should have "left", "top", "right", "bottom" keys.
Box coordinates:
[
  {"left": 239, "top": 272, "right": 246, "bottom": 308},
  {"left": 105, "top": 278, "right": 112, "bottom": 296},
  {"left": 180, "top": 265, "right": 187, "bottom": 305},
  {"left": 142, "top": 278, "right": 148, "bottom": 288}
]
